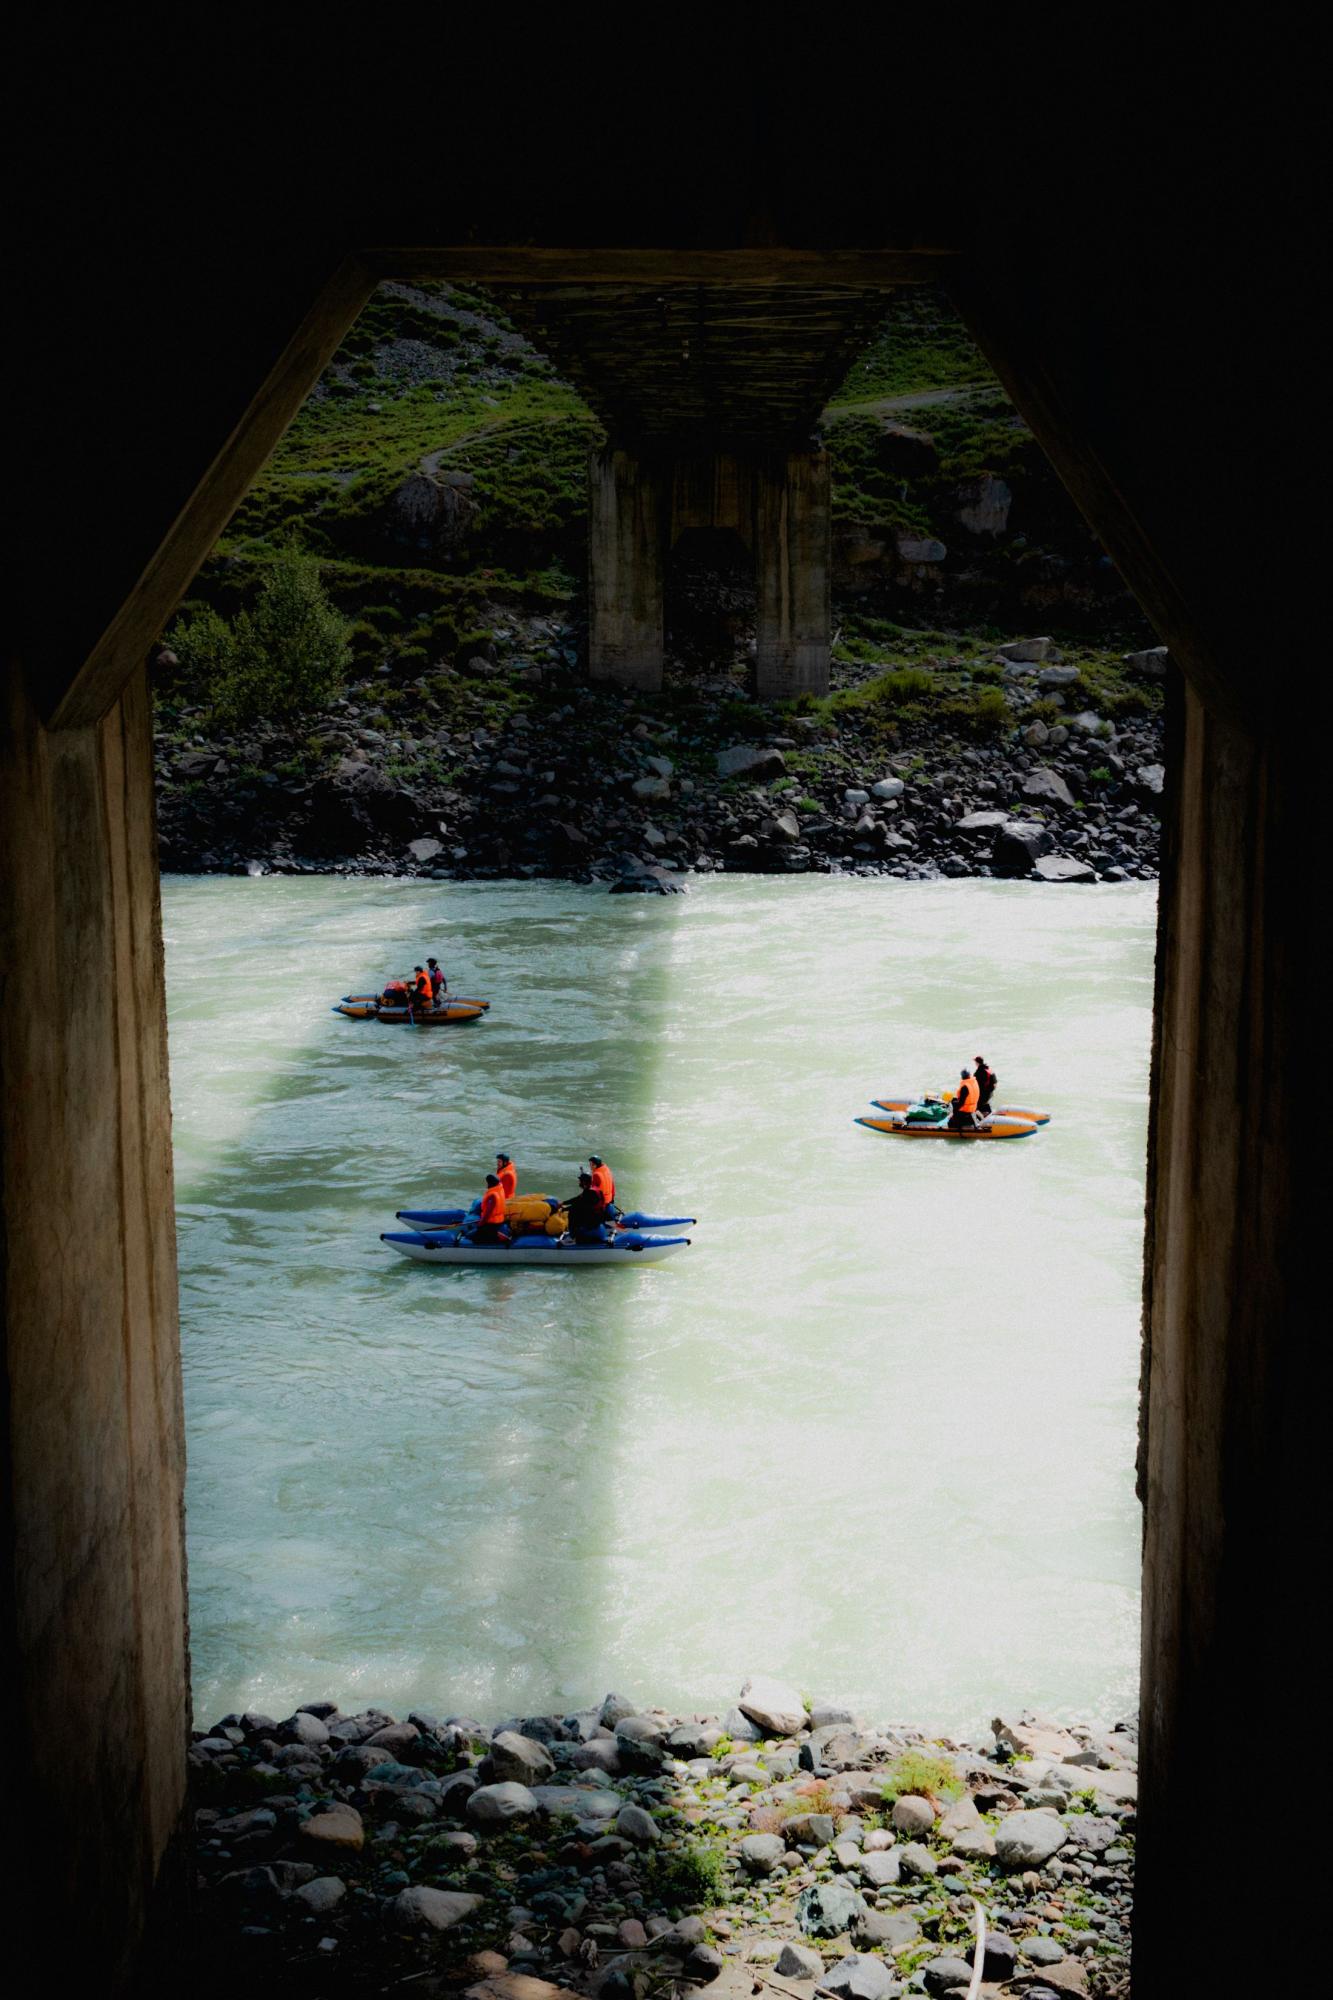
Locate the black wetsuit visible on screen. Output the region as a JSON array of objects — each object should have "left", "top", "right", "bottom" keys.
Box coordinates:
[
  {"left": 564, "top": 1189, "right": 609, "bottom": 1241},
  {"left": 975, "top": 1063, "right": 996, "bottom": 1114}
]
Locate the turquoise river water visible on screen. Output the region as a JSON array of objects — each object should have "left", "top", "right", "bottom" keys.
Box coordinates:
[{"left": 165, "top": 875, "right": 1154, "bottom": 1738}]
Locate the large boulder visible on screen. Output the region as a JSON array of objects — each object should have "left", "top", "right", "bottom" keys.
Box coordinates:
[
  {"left": 613, "top": 1714, "right": 667, "bottom": 1770},
  {"left": 889, "top": 1794, "right": 934, "bottom": 1836},
  {"left": 856, "top": 1909, "right": 919, "bottom": 1953},
  {"left": 738, "top": 1676, "right": 807, "bottom": 1738},
  {"left": 822, "top": 1953, "right": 897, "bottom": 2000},
  {"left": 922, "top": 1957, "right": 976, "bottom": 1997},
  {"left": 994, "top": 1807, "right": 1069, "bottom": 1869},
  {"left": 998, "top": 637, "right": 1052, "bottom": 663},
  {"left": 393, "top": 1885, "right": 483, "bottom": 1932},
  {"left": 795, "top": 1878, "right": 867, "bottom": 1938},
  {"left": 775, "top": 1942, "right": 823, "bottom": 1980},
  {"left": 1033, "top": 855, "right": 1096, "bottom": 882},
  {"left": 1021, "top": 767, "right": 1075, "bottom": 808},
  {"left": 739, "top": 1832, "right": 786, "bottom": 1876},
  {"left": 466, "top": 1782, "right": 539, "bottom": 1829},
  {"left": 299, "top": 1803, "right": 364, "bottom": 1854},
  {"left": 955, "top": 473, "right": 1013, "bottom": 535},
  {"left": 487, "top": 1731, "right": 555, "bottom": 1786},
  {"left": 716, "top": 744, "right": 786, "bottom": 782},
  {"left": 1125, "top": 644, "right": 1170, "bottom": 678},
  {"left": 993, "top": 819, "right": 1055, "bottom": 876}
]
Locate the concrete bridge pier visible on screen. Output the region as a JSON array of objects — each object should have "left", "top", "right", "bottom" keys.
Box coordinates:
[
  {"left": 754, "top": 447, "right": 831, "bottom": 701},
  {"left": 588, "top": 446, "right": 665, "bottom": 690},
  {"left": 588, "top": 443, "right": 831, "bottom": 699}
]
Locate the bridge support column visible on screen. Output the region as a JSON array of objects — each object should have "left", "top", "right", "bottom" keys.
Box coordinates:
[
  {"left": 588, "top": 447, "right": 665, "bottom": 691},
  {"left": 754, "top": 448, "right": 831, "bottom": 700}
]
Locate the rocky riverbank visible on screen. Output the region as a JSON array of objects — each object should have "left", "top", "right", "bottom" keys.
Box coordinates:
[
  {"left": 154, "top": 630, "right": 1165, "bottom": 891},
  {"left": 190, "top": 1676, "right": 1135, "bottom": 1998}
]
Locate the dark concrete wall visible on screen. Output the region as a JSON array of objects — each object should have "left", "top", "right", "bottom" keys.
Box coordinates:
[
  {"left": 3, "top": 23, "right": 1320, "bottom": 1994},
  {"left": 0, "top": 662, "right": 189, "bottom": 1982}
]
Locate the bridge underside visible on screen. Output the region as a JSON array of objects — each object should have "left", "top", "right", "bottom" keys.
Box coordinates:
[{"left": 493, "top": 283, "right": 900, "bottom": 693}]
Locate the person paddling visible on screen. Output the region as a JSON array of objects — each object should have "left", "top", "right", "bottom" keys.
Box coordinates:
[
  {"left": 973, "top": 1055, "right": 997, "bottom": 1116},
  {"left": 562, "top": 1170, "right": 609, "bottom": 1244},
  {"left": 948, "top": 1068, "right": 981, "bottom": 1131},
  {"left": 494, "top": 1152, "right": 517, "bottom": 1202},
  {"left": 470, "top": 1173, "right": 511, "bottom": 1245},
  {"left": 588, "top": 1155, "right": 619, "bottom": 1219}
]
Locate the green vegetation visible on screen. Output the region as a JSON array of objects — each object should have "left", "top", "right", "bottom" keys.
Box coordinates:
[
  {"left": 878, "top": 1748, "right": 963, "bottom": 1805},
  {"left": 828, "top": 291, "right": 995, "bottom": 405},
  {"left": 168, "top": 545, "right": 351, "bottom": 725},
  {"left": 645, "top": 1837, "right": 729, "bottom": 1911}
]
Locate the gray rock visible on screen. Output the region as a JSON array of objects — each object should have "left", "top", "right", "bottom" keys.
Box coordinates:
[
  {"left": 631, "top": 775, "right": 670, "bottom": 800},
  {"left": 855, "top": 1909, "right": 919, "bottom": 1953},
  {"left": 644, "top": 755, "right": 674, "bottom": 779},
  {"left": 281, "top": 1710, "right": 330, "bottom": 1746},
  {"left": 995, "top": 1808, "right": 1068, "bottom": 1869},
  {"left": 598, "top": 1692, "right": 639, "bottom": 1727},
  {"left": 993, "top": 819, "right": 1055, "bottom": 876},
  {"left": 720, "top": 1706, "right": 764, "bottom": 1743},
  {"left": 808, "top": 1704, "right": 859, "bottom": 1729},
  {"left": 615, "top": 1803, "right": 661, "bottom": 1845},
  {"left": 870, "top": 777, "right": 905, "bottom": 801},
  {"left": 294, "top": 1875, "right": 346, "bottom": 1913},
  {"left": 984, "top": 1934, "right": 1019, "bottom": 1980},
  {"left": 896, "top": 535, "right": 947, "bottom": 564},
  {"left": 956, "top": 808, "right": 1010, "bottom": 833},
  {"left": 665, "top": 1722, "right": 720, "bottom": 1758},
  {"left": 922, "top": 1956, "right": 975, "bottom": 1996},
  {"left": 832, "top": 1837, "right": 862, "bottom": 1869},
  {"left": 897, "top": 1841, "right": 936, "bottom": 1879},
  {"left": 466, "top": 1781, "right": 539, "bottom": 1828},
  {"left": 998, "top": 637, "right": 1052, "bottom": 664},
  {"left": 738, "top": 1675, "right": 807, "bottom": 1737},
  {"left": 889, "top": 1794, "right": 934, "bottom": 1836},
  {"left": 794, "top": 1877, "right": 867, "bottom": 1938},
  {"left": 956, "top": 473, "right": 1012, "bottom": 535},
  {"left": 488, "top": 1730, "right": 555, "bottom": 1785},
  {"left": 843, "top": 788, "right": 871, "bottom": 807},
  {"left": 716, "top": 744, "right": 786, "bottom": 781},
  {"left": 764, "top": 811, "right": 801, "bottom": 843},
  {"left": 1125, "top": 645, "right": 1169, "bottom": 678},
  {"left": 775, "top": 1940, "right": 823, "bottom": 1979},
  {"left": 392, "top": 1885, "right": 483, "bottom": 1931},
  {"left": 571, "top": 1738, "right": 623, "bottom": 1775},
  {"left": 1132, "top": 761, "right": 1165, "bottom": 798},
  {"left": 1036, "top": 663, "right": 1079, "bottom": 687},
  {"left": 858, "top": 1847, "right": 901, "bottom": 1887},
  {"left": 783, "top": 1811, "right": 836, "bottom": 1847},
  {"left": 936, "top": 1793, "right": 982, "bottom": 1840},
  {"left": 1021, "top": 1934, "right": 1068, "bottom": 1964},
  {"left": 533, "top": 1785, "right": 618, "bottom": 1821},
  {"left": 407, "top": 836, "right": 443, "bottom": 862},
  {"left": 949, "top": 1825, "right": 996, "bottom": 1861},
  {"left": 823, "top": 1951, "right": 897, "bottom": 2000},
  {"left": 1033, "top": 856, "right": 1096, "bottom": 883},
  {"left": 1069, "top": 709, "right": 1106, "bottom": 735},
  {"left": 614, "top": 1715, "right": 666, "bottom": 1770},
  {"left": 739, "top": 1832, "right": 786, "bottom": 1876},
  {"left": 1022, "top": 767, "right": 1075, "bottom": 808},
  {"left": 1023, "top": 720, "right": 1050, "bottom": 747},
  {"left": 685, "top": 1943, "right": 724, "bottom": 1982}
]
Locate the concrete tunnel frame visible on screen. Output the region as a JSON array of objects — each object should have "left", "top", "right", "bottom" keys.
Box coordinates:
[{"left": 3, "top": 239, "right": 1316, "bottom": 1998}]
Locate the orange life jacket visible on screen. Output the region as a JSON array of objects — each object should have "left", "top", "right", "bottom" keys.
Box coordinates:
[
  {"left": 496, "top": 1162, "right": 517, "bottom": 1201},
  {"left": 957, "top": 1075, "right": 980, "bottom": 1115},
  {"left": 412, "top": 973, "right": 432, "bottom": 1010},
  {"left": 590, "top": 1163, "right": 614, "bottom": 1204},
  {"left": 479, "top": 1186, "right": 506, "bottom": 1225}
]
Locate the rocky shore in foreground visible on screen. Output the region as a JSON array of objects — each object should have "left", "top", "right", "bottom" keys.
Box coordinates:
[
  {"left": 191, "top": 1676, "right": 1136, "bottom": 1998},
  {"left": 154, "top": 631, "right": 1165, "bottom": 892}
]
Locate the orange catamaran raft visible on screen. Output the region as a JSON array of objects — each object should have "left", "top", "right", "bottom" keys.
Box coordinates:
[{"left": 332, "top": 990, "right": 490, "bottom": 1025}]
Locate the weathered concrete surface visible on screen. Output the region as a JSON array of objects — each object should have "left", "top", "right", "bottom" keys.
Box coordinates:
[
  {"left": 754, "top": 450, "right": 832, "bottom": 699},
  {"left": 587, "top": 448, "right": 665, "bottom": 690},
  {"left": 0, "top": 661, "right": 189, "bottom": 1983}
]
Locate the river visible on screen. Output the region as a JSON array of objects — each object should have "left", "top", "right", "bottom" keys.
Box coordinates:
[{"left": 165, "top": 874, "right": 1153, "bottom": 1738}]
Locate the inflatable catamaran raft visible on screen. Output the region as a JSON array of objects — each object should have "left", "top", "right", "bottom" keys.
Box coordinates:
[
  {"left": 382, "top": 1191, "right": 696, "bottom": 1268},
  {"left": 333, "top": 992, "right": 490, "bottom": 1024},
  {"left": 856, "top": 1092, "right": 1053, "bottom": 1141}
]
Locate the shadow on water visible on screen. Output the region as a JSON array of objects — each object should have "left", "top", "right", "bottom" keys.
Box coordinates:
[{"left": 166, "top": 876, "right": 688, "bottom": 1726}]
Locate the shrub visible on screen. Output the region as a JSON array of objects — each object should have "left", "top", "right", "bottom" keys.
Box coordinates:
[
  {"left": 646, "top": 1838, "right": 729, "bottom": 1911},
  {"left": 879, "top": 1749, "right": 962, "bottom": 1805},
  {"left": 170, "top": 546, "right": 351, "bottom": 726}
]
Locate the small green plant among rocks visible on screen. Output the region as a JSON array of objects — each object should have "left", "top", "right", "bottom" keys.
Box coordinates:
[{"left": 878, "top": 1747, "right": 963, "bottom": 1805}]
